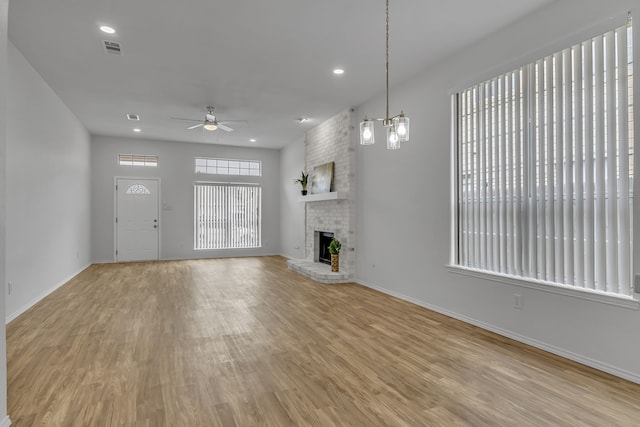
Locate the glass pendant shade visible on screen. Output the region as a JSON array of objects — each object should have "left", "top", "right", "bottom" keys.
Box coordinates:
[
  {"left": 360, "top": 120, "right": 375, "bottom": 145},
  {"left": 393, "top": 114, "right": 410, "bottom": 143},
  {"left": 387, "top": 124, "right": 400, "bottom": 150}
]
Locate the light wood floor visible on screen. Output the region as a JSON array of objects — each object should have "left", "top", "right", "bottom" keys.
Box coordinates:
[{"left": 7, "top": 256, "right": 640, "bottom": 426}]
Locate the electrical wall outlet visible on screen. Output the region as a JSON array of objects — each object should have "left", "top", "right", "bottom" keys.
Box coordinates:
[
  {"left": 513, "top": 294, "right": 522, "bottom": 309},
  {"left": 8, "top": 282, "right": 12, "bottom": 295}
]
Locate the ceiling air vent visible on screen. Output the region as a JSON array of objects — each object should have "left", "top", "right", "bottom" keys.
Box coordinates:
[
  {"left": 126, "top": 114, "right": 140, "bottom": 121},
  {"left": 103, "top": 40, "right": 122, "bottom": 55}
]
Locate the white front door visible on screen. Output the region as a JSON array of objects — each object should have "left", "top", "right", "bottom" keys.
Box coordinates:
[{"left": 116, "top": 178, "right": 160, "bottom": 262}]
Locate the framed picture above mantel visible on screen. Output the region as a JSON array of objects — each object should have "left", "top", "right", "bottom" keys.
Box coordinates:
[{"left": 311, "top": 161, "right": 334, "bottom": 194}]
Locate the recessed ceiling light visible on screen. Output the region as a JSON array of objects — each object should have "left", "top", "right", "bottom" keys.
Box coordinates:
[
  {"left": 297, "top": 117, "right": 310, "bottom": 123},
  {"left": 133, "top": 128, "right": 141, "bottom": 132},
  {"left": 249, "top": 138, "right": 257, "bottom": 142},
  {"left": 333, "top": 68, "right": 345, "bottom": 75},
  {"left": 126, "top": 113, "right": 140, "bottom": 121},
  {"left": 100, "top": 25, "right": 116, "bottom": 34}
]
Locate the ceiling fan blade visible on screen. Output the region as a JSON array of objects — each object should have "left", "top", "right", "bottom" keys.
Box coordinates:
[
  {"left": 218, "top": 124, "right": 234, "bottom": 132},
  {"left": 187, "top": 123, "right": 204, "bottom": 130},
  {"left": 219, "top": 119, "right": 247, "bottom": 124},
  {"left": 171, "top": 117, "right": 201, "bottom": 122}
]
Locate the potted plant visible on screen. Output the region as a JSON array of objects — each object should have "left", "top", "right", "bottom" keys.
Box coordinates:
[
  {"left": 329, "top": 238, "right": 341, "bottom": 272},
  {"left": 294, "top": 171, "right": 310, "bottom": 195}
]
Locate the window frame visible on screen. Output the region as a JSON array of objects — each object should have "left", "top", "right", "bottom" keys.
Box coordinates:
[
  {"left": 118, "top": 153, "right": 158, "bottom": 167},
  {"left": 193, "top": 181, "right": 262, "bottom": 250},
  {"left": 448, "top": 14, "right": 639, "bottom": 308},
  {"left": 194, "top": 157, "right": 262, "bottom": 177}
]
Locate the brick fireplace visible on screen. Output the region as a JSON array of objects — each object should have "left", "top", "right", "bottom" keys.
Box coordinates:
[{"left": 287, "top": 109, "right": 356, "bottom": 283}]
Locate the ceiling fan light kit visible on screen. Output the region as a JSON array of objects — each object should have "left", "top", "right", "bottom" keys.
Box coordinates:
[
  {"left": 360, "top": 0, "right": 410, "bottom": 150},
  {"left": 172, "top": 106, "right": 244, "bottom": 133}
]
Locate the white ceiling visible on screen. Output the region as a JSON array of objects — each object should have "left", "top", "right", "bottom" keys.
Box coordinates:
[{"left": 8, "top": 0, "right": 555, "bottom": 149}]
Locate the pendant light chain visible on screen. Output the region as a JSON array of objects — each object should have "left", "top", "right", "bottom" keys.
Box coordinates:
[{"left": 385, "top": 0, "right": 390, "bottom": 122}]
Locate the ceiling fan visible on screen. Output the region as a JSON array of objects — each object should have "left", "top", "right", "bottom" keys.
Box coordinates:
[{"left": 172, "top": 106, "right": 245, "bottom": 132}]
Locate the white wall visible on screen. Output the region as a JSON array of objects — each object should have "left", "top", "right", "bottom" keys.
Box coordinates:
[
  {"left": 356, "top": 0, "right": 640, "bottom": 383},
  {"left": 91, "top": 135, "right": 281, "bottom": 262},
  {"left": 5, "top": 42, "right": 92, "bottom": 322},
  {"left": 279, "top": 137, "right": 305, "bottom": 259},
  {"left": 0, "top": 0, "right": 8, "bottom": 423}
]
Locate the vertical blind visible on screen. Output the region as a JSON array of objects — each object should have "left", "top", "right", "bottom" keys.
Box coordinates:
[
  {"left": 194, "top": 183, "right": 262, "bottom": 250},
  {"left": 457, "top": 21, "right": 634, "bottom": 296}
]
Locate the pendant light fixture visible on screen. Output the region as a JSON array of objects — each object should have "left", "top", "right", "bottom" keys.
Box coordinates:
[{"left": 360, "top": 0, "right": 410, "bottom": 150}]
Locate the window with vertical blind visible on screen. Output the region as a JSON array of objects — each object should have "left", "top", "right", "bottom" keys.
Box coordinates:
[
  {"left": 454, "top": 19, "right": 634, "bottom": 297},
  {"left": 194, "top": 183, "right": 262, "bottom": 250}
]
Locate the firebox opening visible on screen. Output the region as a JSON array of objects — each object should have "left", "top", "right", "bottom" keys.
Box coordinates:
[{"left": 317, "top": 232, "right": 334, "bottom": 265}]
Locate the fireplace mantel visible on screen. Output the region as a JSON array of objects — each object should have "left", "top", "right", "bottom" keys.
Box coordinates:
[{"left": 298, "top": 192, "right": 345, "bottom": 203}]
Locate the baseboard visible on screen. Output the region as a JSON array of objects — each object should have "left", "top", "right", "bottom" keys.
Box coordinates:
[
  {"left": 356, "top": 279, "right": 640, "bottom": 385},
  {"left": 0, "top": 415, "right": 11, "bottom": 427},
  {"left": 6, "top": 264, "right": 91, "bottom": 324},
  {"left": 97, "top": 253, "right": 287, "bottom": 264}
]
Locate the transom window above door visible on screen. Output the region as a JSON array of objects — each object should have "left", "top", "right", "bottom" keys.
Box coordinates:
[{"left": 118, "top": 154, "right": 158, "bottom": 167}]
